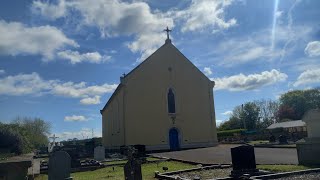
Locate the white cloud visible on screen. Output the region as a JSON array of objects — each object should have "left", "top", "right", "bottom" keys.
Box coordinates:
[
  {"left": 32, "top": 0, "right": 67, "bottom": 20},
  {"left": 0, "top": 72, "right": 55, "bottom": 96},
  {"left": 293, "top": 69, "right": 320, "bottom": 87},
  {"left": 64, "top": 115, "right": 87, "bottom": 122},
  {"left": 30, "top": 0, "right": 236, "bottom": 62},
  {"left": 69, "top": 0, "right": 173, "bottom": 38},
  {"left": 222, "top": 110, "right": 232, "bottom": 116},
  {"left": 0, "top": 20, "right": 78, "bottom": 59},
  {"left": 174, "top": 0, "right": 236, "bottom": 32},
  {"left": 216, "top": 119, "right": 224, "bottom": 126},
  {"left": 203, "top": 67, "right": 212, "bottom": 76},
  {"left": 80, "top": 96, "right": 101, "bottom": 105},
  {"left": 275, "top": 10, "right": 283, "bottom": 18},
  {"left": 57, "top": 50, "right": 111, "bottom": 64},
  {"left": 31, "top": 0, "right": 173, "bottom": 61},
  {"left": 55, "top": 128, "right": 102, "bottom": 141},
  {"left": 211, "top": 26, "right": 312, "bottom": 67},
  {"left": 51, "top": 82, "right": 117, "bottom": 98},
  {"left": 0, "top": 72, "right": 117, "bottom": 104},
  {"left": 212, "top": 69, "right": 288, "bottom": 91},
  {"left": 0, "top": 69, "right": 5, "bottom": 75},
  {"left": 304, "top": 41, "right": 320, "bottom": 57},
  {"left": 126, "top": 32, "right": 166, "bottom": 62}
]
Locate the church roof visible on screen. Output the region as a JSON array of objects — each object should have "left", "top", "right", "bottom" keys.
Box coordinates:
[{"left": 100, "top": 39, "right": 212, "bottom": 114}]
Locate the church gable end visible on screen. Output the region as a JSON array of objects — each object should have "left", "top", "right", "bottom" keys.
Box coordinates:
[{"left": 101, "top": 33, "right": 217, "bottom": 150}]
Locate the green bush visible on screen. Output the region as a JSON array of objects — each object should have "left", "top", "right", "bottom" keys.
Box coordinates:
[
  {"left": 0, "top": 118, "right": 50, "bottom": 155},
  {"left": 217, "top": 129, "right": 246, "bottom": 138}
]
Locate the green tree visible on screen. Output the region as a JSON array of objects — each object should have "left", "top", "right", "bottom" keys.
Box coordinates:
[
  {"left": 219, "top": 102, "right": 260, "bottom": 131},
  {"left": 254, "top": 99, "right": 279, "bottom": 129},
  {"left": 14, "top": 117, "right": 50, "bottom": 149},
  {"left": 241, "top": 102, "right": 260, "bottom": 130},
  {"left": 0, "top": 117, "right": 51, "bottom": 155},
  {"left": 277, "top": 89, "right": 320, "bottom": 120},
  {"left": 218, "top": 116, "right": 242, "bottom": 130}
]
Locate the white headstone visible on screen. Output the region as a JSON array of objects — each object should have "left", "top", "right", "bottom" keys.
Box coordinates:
[{"left": 94, "top": 146, "right": 105, "bottom": 161}]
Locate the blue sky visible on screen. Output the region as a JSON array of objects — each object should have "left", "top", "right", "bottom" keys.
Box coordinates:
[{"left": 0, "top": 0, "right": 320, "bottom": 140}]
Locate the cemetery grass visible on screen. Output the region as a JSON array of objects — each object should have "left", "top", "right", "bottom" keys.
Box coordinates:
[
  {"left": 35, "top": 160, "right": 195, "bottom": 180},
  {"left": 257, "top": 165, "right": 319, "bottom": 172},
  {"left": 0, "top": 153, "right": 14, "bottom": 161},
  {"left": 248, "top": 140, "right": 269, "bottom": 145}
]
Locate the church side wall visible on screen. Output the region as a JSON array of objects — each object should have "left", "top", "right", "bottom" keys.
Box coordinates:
[{"left": 102, "top": 88, "right": 125, "bottom": 149}]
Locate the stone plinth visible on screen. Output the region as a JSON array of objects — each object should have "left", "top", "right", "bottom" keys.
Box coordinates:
[
  {"left": 297, "top": 138, "right": 320, "bottom": 165},
  {"left": 0, "top": 160, "right": 32, "bottom": 180},
  {"left": 297, "top": 109, "right": 320, "bottom": 165}
]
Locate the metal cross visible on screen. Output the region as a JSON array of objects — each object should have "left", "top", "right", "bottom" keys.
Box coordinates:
[{"left": 164, "top": 26, "right": 172, "bottom": 40}]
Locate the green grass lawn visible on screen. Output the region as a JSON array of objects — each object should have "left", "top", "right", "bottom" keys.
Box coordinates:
[
  {"left": 257, "top": 165, "right": 318, "bottom": 172},
  {"left": 103, "top": 160, "right": 127, "bottom": 165},
  {"left": 248, "top": 140, "right": 269, "bottom": 145},
  {"left": 35, "top": 161, "right": 195, "bottom": 180},
  {"left": 0, "top": 153, "right": 15, "bottom": 161}
]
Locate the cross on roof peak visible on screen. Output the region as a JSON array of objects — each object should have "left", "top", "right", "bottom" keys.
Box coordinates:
[
  {"left": 164, "top": 26, "right": 171, "bottom": 40},
  {"left": 164, "top": 26, "right": 172, "bottom": 44}
]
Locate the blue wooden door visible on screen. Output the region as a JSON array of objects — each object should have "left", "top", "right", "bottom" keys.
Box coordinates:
[{"left": 169, "top": 128, "right": 180, "bottom": 151}]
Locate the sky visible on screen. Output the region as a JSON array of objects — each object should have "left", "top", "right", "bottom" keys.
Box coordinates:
[{"left": 0, "top": 0, "right": 320, "bottom": 141}]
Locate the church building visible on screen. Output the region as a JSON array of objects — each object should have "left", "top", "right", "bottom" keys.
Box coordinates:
[{"left": 100, "top": 28, "right": 218, "bottom": 151}]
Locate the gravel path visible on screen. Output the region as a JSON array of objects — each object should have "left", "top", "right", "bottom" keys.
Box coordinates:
[
  {"left": 178, "top": 168, "right": 232, "bottom": 180},
  {"left": 152, "top": 144, "right": 298, "bottom": 165}
]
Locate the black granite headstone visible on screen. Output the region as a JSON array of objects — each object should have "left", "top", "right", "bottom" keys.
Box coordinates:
[
  {"left": 279, "top": 135, "right": 288, "bottom": 144},
  {"left": 231, "top": 145, "right": 256, "bottom": 171},
  {"left": 269, "top": 135, "right": 276, "bottom": 143},
  {"left": 124, "top": 147, "right": 142, "bottom": 180}
]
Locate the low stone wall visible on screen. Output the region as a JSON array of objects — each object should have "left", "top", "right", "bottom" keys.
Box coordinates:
[
  {"left": 250, "top": 168, "right": 320, "bottom": 179},
  {"left": 155, "top": 164, "right": 231, "bottom": 180}
]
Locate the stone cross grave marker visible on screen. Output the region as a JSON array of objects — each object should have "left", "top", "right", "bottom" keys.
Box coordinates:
[
  {"left": 231, "top": 145, "right": 258, "bottom": 177},
  {"left": 48, "top": 151, "right": 72, "bottom": 180},
  {"left": 124, "top": 147, "right": 142, "bottom": 180},
  {"left": 94, "top": 146, "right": 105, "bottom": 161}
]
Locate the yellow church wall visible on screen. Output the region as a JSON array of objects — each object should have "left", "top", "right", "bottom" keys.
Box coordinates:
[
  {"left": 102, "top": 87, "right": 125, "bottom": 148},
  {"left": 121, "top": 43, "right": 217, "bottom": 150}
]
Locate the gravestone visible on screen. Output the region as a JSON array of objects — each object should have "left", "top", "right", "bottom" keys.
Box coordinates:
[
  {"left": 48, "top": 151, "right": 72, "bottom": 180},
  {"left": 278, "top": 135, "right": 288, "bottom": 144},
  {"left": 124, "top": 147, "right": 142, "bottom": 180},
  {"left": 94, "top": 146, "right": 105, "bottom": 161},
  {"left": 230, "top": 145, "right": 258, "bottom": 177},
  {"left": 297, "top": 109, "right": 320, "bottom": 165},
  {"left": 60, "top": 145, "right": 81, "bottom": 168},
  {"left": 269, "top": 135, "right": 276, "bottom": 143}
]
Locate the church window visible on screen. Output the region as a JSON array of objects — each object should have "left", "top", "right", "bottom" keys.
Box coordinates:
[{"left": 168, "top": 88, "right": 176, "bottom": 113}]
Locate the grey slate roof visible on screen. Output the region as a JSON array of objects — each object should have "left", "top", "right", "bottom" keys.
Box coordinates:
[{"left": 267, "top": 120, "right": 306, "bottom": 129}]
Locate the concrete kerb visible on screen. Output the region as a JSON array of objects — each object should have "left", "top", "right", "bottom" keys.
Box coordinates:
[
  {"left": 155, "top": 164, "right": 232, "bottom": 180},
  {"left": 250, "top": 168, "right": 320, "bottom": 179},
  {"left": 150, "top": 155, "right": 231, "bottom": 166},
  {"left": 253, "top": 144, "right": 296, "bottom": 149}
]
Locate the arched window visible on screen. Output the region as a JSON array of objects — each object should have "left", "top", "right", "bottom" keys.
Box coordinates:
[{"left": 167, "top": 88, "right": 176, "bottom": 113}]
